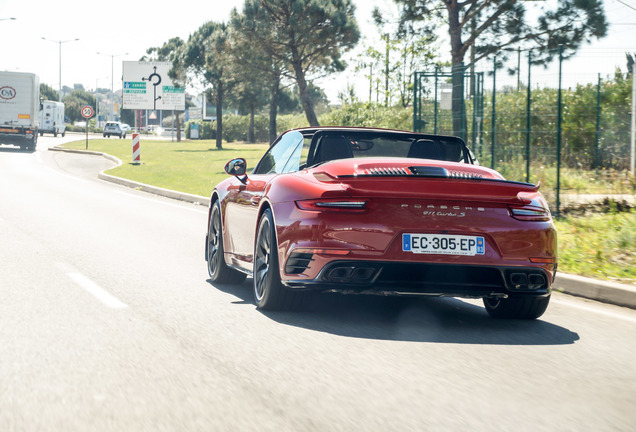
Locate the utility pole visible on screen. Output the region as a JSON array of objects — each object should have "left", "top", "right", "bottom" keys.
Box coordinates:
[
  {"left": 369, "top": 64, "right": 373, "bottom": 103},
  {"left": 41, "top": 37, "right": 79, "bottom": 102},
  {"left": 631, "top": 62, "right": 635, "bottom": 175},
  {"left": 384, "top": 33, "right": 389, "bottom": 107},
  {"left": 97, "top": 52, "right": 128, "bottom": 121}
]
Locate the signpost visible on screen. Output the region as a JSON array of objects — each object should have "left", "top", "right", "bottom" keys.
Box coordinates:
[
  {"left": 122, "top": 61, "right": 185, "bottom": 111},
  {"left": 80, "top": 105, "right": 94, "bottom": 149},
  {"left": 122, "top": 61, "right": 185, "bottom": 136}
]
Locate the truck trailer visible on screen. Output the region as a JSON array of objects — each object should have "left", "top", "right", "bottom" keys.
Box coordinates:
[
  {"left": 39, "top": 100, "right": 65, "bottom": 137},
  {"left": 0, "top": 71, "right": 41, "bottom": 151}
]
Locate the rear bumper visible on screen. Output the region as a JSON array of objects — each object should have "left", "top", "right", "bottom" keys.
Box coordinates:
[
  {"left": 283, "top": 260, "right": 553, "bottom": 299},
  {"left": 0, "top": 127, "right": 36, "bottom": 144}
]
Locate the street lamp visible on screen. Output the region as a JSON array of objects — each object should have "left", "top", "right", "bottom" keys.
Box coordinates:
[
  {"left": 97, "top": 52, "right": 128, "bottom": 121},
  {"left": 41, "top": 37, "right": 79, "bottom": 102}
]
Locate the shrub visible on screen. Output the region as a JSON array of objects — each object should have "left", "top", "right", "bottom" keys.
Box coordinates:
[
  {"left": 320, "top": 103, "right": 412, "bottom": 130},
  {"left": 185, "top": 120, "right": 216, "bottom": 140}
]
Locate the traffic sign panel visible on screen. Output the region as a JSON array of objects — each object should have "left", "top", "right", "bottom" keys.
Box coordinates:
[{"left": 81, "top": 105, "right": 94, "bottom": 119}]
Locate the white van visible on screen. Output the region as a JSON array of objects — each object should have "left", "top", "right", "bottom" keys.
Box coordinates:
[{"left": 39, "top": 101, "right": 66, "bottom": 137}]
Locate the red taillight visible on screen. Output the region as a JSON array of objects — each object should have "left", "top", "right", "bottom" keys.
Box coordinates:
[
  {"left": 509, "top": 206, "right": 551, "bottom": 221},
  {"left": 296, "top": 199, "right": 368, "bottom": 212},
  {"left": 514, "top": 192, "right": 552, "bottom": 221}
]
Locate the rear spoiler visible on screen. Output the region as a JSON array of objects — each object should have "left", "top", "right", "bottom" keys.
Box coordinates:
[{"left": 314, "top": 171, "right": 540, "bottom": 203}]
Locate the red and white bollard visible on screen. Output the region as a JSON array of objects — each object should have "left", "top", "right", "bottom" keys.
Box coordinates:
[{"left": 132, "top": 133, "right": 141, "bottom": 164}]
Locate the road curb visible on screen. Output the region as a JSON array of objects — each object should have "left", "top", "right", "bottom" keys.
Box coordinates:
[
  {"left": 48, "top": 146, "right": 211, "bottom": 207},
  {"left": 48, "top": 145, "right": 636, "bottom": 310},
  {"left": 553, "top": 273, "right": 636, "bottom": 310}
]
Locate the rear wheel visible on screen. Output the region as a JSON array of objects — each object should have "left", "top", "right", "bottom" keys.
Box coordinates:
[
  {"left": 483, "top": 294, "right": 551, "bottom": 319},
  {"left": 253, "top": 208, "right": 304, "bottom": 310},
  {"left": 206, "top": 201, "right": 246, "bottom": 284}
]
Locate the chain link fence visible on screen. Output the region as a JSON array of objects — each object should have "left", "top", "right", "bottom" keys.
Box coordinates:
[{"left": 414, "top": 48, "right": 636, "bottom": 215}]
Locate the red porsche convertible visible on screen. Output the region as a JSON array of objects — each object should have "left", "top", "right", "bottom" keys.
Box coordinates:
[{"left": 206, "top": 127, "right": 557, "bottom": 319}]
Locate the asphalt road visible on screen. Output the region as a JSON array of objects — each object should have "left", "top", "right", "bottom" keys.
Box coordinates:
[{"left": 1, "top": 135, "right": 635, "bottom": 431}]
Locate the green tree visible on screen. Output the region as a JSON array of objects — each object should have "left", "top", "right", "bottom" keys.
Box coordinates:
[
  {"left": 278, "top": 83, "right": 329, "bottom": 114},
  {"left": 357, "top": 8, "right": 440, "bottom": 107},
  {"left": 184, "top": 22, "right": 236, "bottom": 149},
  {"left": 40, "top": 83, "right": 58, "bottom": 101},
  {"left": 144, "top": 37, "right": 187, "bottom": 141},
  {"left": 120, "top": 109, "right": 135, "bottom": 127},
  {"left": 229, "top": 10, "right": 278, "bottom": 142},
  {"left": 63, "top": 90, "right": 96, "bottom": 124},
  {"left": 241, "top": 0, "right": 360, "bottom": 126},
  {"left": 396, "top": 0, "right": 608, "bottom": 138}
]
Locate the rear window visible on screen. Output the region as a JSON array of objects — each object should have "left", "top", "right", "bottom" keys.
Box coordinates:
[{"left": 305, "top": 131, "right": 471, "bottom": 166}]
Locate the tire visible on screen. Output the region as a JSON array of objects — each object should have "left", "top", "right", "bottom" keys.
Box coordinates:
[
  {"left": 483, "top": 294, "right": 551, "bottom": 319},
  {"left": 253, "top": 208, "right": 305, "bottom": 311},
  {"left": 28, "top": 134, "right": 37, "bottom": 151},
  {"left": 103, "top": 134, "right": 107, "bottom": 137},
  {"left": 206, "top": 201, "right": 246, "bottom": 284}
]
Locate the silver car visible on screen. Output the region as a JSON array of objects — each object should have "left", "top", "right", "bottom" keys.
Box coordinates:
[{"left": 103, "top": 122, "right": 126, "bottom": 139}]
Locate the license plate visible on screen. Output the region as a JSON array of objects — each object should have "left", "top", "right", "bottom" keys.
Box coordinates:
[{"left": 402, "top": 234, "right": 485, "bottom": 256}]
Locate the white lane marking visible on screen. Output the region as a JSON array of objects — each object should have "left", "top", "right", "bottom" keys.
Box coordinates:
[
  {"left": 67, "top": 272, "right": 128, "bottom": 309},
  {"left": 114, "top": 190, "right": 208, "bottom": 214},
  {"left": 552, "top": 296, "right": 636, "bottom": 324}
]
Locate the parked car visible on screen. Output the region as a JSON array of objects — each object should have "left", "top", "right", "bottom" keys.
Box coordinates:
[
  {"left": 103, "top": 121, "right": 126, "bottom": 138},
  {"left": 205, "top": 127, "right": 557, "bottom": 319},
  {"left": 121, "top": 123, "right": 131, "bottom": 132}
]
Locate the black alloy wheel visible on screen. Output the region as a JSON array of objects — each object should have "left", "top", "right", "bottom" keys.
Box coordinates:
[
  {"left": 253, "top": 208, "right": 304, "bottom": 311},
  {"left": 207, "top": 201, "right": 246, "bottom": 284}
]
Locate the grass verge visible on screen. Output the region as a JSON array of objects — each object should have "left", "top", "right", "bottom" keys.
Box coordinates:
[
  {"left": 61, "top": 138, "right": 269, "bottom": 197},
  {"left": 554, "top": 210, "right": 636, "bottom": 284}
]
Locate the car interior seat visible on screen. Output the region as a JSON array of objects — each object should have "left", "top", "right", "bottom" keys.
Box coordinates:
[
  {"left": 310, "top": 134, "right": 353, "bottom": 165},
  {"left": 407, "top": 139, "right": 443, "bottom": 161}
]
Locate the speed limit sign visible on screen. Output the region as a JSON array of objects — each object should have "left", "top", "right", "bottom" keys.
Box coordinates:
[{"left": 81, "top": 105, "right": 94, "bottom": 119}]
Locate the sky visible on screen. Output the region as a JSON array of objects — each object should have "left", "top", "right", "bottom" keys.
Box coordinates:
[{"left": 1, "top": 0, "right": 635, "bottom": 104}]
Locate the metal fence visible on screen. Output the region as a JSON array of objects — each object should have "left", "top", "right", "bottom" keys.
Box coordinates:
[{"left": 413, "top": 47, "right": 636, "bottom": 215}]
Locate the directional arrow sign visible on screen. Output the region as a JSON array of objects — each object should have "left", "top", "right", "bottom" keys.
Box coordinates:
[{"left": 122, "top": 61, "right": 185, "bottom": 110}]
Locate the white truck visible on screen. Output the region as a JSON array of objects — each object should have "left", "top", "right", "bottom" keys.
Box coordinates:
[
  {"left": 0, "top": 71, "right": 41, "bottom": 151},
  {"left": 39, "top": 100, "right": 65, "bottom": 137}
]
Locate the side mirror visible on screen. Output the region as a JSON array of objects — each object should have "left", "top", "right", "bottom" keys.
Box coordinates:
[{"left": 224, "top": 158, "right": 247, "bottom": 180}]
